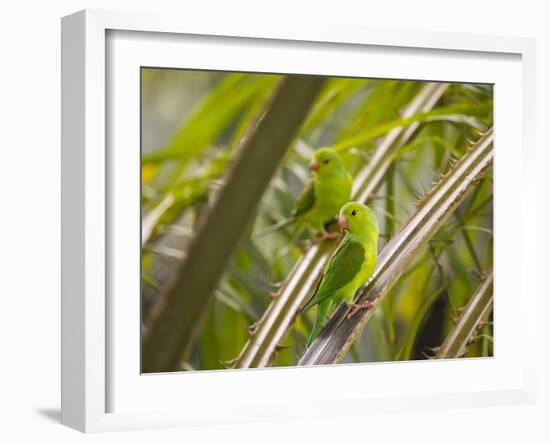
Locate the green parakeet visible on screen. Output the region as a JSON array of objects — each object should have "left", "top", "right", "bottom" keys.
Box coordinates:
[
  {"left": 302, "top": 201, "right": 379, "bottom": 348},
  {"left": 255, "top": 147, "right": 352, "bottom": 238}
]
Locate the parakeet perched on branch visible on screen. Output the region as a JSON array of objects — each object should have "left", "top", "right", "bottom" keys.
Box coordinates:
[
  {"left": 302, "top": 202, "right": 379, "bottom": 348},
  {"left": 255, "top": 147, "right": 352, "bottom": 239}
]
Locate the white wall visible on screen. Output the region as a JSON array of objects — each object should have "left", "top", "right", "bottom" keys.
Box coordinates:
[{"left": 0, "top": 1, "right": 547, "bottom": 440}]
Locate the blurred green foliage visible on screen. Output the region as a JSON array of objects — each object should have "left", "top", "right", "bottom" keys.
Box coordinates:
[{"left": 141, "top": 68, "right": 493, "bottom": 370}]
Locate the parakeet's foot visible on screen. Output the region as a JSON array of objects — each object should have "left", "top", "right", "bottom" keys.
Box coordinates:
[
  {"left": 314, "top": 231, "right": 342, "bottom": 243},
  {"left": 347, "top": 300, "right": 374, "bottom": 320}
]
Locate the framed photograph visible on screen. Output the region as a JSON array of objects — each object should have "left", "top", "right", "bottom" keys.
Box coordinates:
[{"left": 61, "top": 9, "right": 537, "bottom": 432}]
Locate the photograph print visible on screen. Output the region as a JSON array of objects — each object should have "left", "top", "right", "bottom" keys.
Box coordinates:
[{"left": 140, "top": 69, "right": 493, "bottom": 373}]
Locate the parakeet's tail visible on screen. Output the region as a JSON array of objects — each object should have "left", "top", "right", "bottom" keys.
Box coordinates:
[
  {"left": 305, "top": 300, "right": 332, "bottom": 349},
  {"left": 252, "top": 217, "right": 295, "bottom": 239},
  {"left": 299, "top": 293, "right": 318, "bottom": 315},
  {"left": 299, "top": 285, "right": 336, "bottom": 315}
]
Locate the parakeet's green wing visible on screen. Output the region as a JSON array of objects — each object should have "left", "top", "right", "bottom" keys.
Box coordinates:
[
  {"left": 303, "top": 238, "right": 365, "bottom": 310},
  {"left": 291, "top": 179, "right": 315, "bottom": 218}
]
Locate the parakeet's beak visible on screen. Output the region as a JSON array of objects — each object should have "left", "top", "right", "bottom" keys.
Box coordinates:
[
  {"left": 309, "top": 160, "right": 319, "bottom": 172},
  {"left": 338, "top": 214, "right": 349, "bottom": 231}
]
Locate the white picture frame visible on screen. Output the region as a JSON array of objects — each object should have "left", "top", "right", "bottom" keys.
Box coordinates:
[{"left": 61, "top": 9, "right": 537, "bottom": 433}]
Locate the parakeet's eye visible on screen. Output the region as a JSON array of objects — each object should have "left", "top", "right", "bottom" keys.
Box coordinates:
[
  {"left": 351, "top": 210, "right": 357, "bottom": 216},
  {"left": 323, "top": 159, "right": 329, "bottom": 164}
]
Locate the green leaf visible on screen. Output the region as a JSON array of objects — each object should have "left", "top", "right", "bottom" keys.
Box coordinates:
[{"left": 333, "top": 102, "right": 492, "bottom": 152}]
